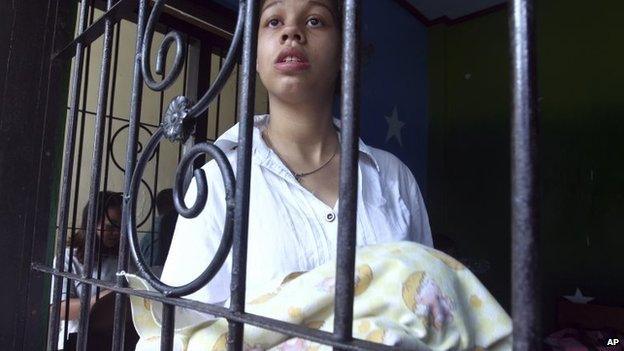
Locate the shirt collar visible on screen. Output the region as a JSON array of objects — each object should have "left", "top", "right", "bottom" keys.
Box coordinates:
[{"left": 212, "top": 114, "right": 381, "bottom": 172}]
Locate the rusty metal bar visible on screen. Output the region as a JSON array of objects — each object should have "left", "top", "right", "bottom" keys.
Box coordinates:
[
  {"left": 510, "top": 0, "right": 540, "bottom": 349},
  {"left": 46, "top": 0, "right": 91, "bottom": 349},
  {"left": 333, "top": 0, "right": 361, "bottom": 349},
  {"left": 74, "top": 0, "right": 117, "bottom": 349},
  {"left": 160, "top": 304, "right": 176, "bottom": 351},
  {"left": 227, "top": 0, "right": 259, "bottom": 349},
  {"left": 110, "top": 1, "right": 148, "bottom": 350}
]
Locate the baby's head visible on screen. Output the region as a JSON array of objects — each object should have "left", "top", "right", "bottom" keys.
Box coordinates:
[{"left": 257, "top": 0, "right": 343, "bottom": 105}]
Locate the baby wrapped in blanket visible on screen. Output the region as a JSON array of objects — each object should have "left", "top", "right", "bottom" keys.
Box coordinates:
[{"left": 126, "top": 241, "right": 512, "bottom": 350}]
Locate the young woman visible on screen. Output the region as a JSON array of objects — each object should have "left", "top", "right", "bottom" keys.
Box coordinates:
[
  {"left": 160, "top": 0, "right": 432, "bottom": 307},
  {"left": 50, "top": 191, "right": 123, "bottom": 349},
  {"left": 128, "top": 2, "right": 512, "bottom": 349}
]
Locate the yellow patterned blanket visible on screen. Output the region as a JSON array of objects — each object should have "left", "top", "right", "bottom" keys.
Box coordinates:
[{"left": 126, "top": 241, "right": 512, "bottom": 350}]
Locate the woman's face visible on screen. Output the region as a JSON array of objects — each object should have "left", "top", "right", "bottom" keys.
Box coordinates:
[
  {"left": 257, "top": 0, "right": 341, "bottom": 105},
  {"left": 97, "top": 206, "right": 121, "bottom": 249}
]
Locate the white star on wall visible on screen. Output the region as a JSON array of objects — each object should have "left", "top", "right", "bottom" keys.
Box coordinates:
[
  {"left": 385, "top": 106, "right": 405, "bottom": 147},
  {"left": 563, "top": 288, "right": 594, "bottom": 304}
]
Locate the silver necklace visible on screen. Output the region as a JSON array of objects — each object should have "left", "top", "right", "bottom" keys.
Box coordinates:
[{"left": 263, "top": 128, "right": 338, "bottom": 182}]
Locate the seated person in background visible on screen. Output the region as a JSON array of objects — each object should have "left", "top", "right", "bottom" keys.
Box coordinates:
[
  {"left": 49, "top": 191, "right": 122, "bottom": 350},
  {"left": 140, "top": 188, "right": 177, "bottom": 271}
]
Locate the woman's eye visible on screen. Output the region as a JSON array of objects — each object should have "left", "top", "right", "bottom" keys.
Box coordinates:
[
  {"left": 268, "top": 18, "right": 281, "bottom": 27},
  {"left": 308, "top": 17, "right": 322, "bottom": 27}
]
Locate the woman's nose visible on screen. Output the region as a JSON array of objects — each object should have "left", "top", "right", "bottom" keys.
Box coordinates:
[{"left": 280, "top": 26, "right": 305, "bottom": 44}]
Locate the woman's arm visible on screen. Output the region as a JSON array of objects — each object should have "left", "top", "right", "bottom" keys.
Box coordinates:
[
  {"left": 50, "top": 290, "right": 112, "bottom": 321},
  {"left": 400, "top": 164, "right": 434, "bottom": 247}
]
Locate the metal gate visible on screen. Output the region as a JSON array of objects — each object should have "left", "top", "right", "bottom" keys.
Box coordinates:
[{"left": 33, "top": 0, "right": 539, "bottom": 350}]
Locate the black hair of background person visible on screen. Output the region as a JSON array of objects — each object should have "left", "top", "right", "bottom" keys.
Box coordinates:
[{"left": 73, "top": 191, "right": 123, "bottom": 264}]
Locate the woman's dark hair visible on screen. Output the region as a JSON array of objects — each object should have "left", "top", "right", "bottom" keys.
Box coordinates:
[{"left": 72, "top": 191, "right": 123, "bottom": 263}]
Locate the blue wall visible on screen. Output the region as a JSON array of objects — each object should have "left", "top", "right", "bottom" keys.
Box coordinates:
[
  {"left": 357, "top": 0, "right": 429, "bottom": 194},
  {"left": 213, "top": 0, "right": 429, "bottom": 193}
]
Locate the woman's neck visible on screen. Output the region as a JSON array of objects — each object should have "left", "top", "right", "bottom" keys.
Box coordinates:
[{"left": 264, "top": 96, "right": 339, "bottom": 164}]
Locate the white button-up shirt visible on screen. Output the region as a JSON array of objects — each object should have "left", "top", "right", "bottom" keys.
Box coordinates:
[{"left": 161, "top": 114, "right": 432, "bottom": 306}]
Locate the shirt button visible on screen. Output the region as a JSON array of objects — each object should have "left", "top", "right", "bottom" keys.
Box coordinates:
[{"left": 326, "top": 211, "right": 336, "bottom": 222}]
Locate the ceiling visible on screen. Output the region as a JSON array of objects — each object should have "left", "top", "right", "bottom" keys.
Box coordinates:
[
  {"left": 208, "top": 0, "right": 508, "bottom": 24},
  {"left": 406, "top": 0, "right": 506, "bottom": 20}
]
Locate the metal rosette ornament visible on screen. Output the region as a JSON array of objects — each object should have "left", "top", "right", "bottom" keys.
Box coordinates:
[{"left": 125, "top": 0, "right": 247, "bottom": 297}]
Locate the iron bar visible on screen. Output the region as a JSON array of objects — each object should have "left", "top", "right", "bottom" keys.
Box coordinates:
[
  {"left": 52, "top": 0, "right": 135, "bottom": 61},
  {"left": 215, "top": 53, "right": 224, "bottom": 139},
  {"left": 46, "top": 0, "right": 91, "bottom": 349},
  {"left": 333, "top": 0, "right": 361, "bottom": 349},
  {"left": 180, "top": 38, "right": 196, "bottom": 200},
  {"left": 150, "top": 24, "right": 169, "bottom": 267},
  {"left": 509, "top": 0, "right": 540, "bottom": 350},
  {"left": 111, "top": 1, "right": 148, "bottom": 349},
  {"left": 160, "top": 304, "right": 176, "bottom": 351},
  {"left": 96, "top": 11, "right": 122, "bottom": 300},
  {"left": 34, "top": 264, "right": 409, "bottom": 351},
  {"left": 179, "top": 36, "right": 190, "bottom": 162},
  {"left": 227, "top": 0, "right": 259, "bottom": 349},
  {"left": 62, "top": 2, "right": 97, "bottom": 339},
  {"left": 75, "top": 0, "right": 117, "bottom": 349}
]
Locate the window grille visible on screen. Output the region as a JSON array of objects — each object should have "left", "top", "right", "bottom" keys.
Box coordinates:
[{"left": 34, "top": 0, "right": 539, "bottom": 350}]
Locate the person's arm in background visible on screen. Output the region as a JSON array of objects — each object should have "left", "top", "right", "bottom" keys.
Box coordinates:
[
  {"left": 48, "top": 249, "right": 112, "bottom": 321},
  {"left": 52, "top": 291, "right": 112, "bottom": 321}
]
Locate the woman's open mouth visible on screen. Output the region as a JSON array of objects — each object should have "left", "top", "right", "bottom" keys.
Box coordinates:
[
  {"left": 274, "top": 57, "right": 310, "bottom": 73},
  {"left": 274, "top": 48, "right": 310, "bottom": 73}
]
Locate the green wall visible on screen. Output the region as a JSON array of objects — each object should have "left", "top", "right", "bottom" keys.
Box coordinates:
[{"left": 427, "top": 0, "right": 624, "bottom": 333}]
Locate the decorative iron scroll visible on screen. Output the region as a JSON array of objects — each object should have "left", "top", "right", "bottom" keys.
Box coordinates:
[{"left": 125, "top": 0, "right": 247, "bottom": 297}]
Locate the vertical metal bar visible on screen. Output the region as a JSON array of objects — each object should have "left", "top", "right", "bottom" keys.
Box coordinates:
[
  {"left": 150, "top": 63, "right": 166, "bottom": 268},
  {"left": 159, "top": 304, "right": 175, "bottom": 351},
  {"left": 47, "top": 0, "right": 91, "bottom": 349},
  {"left": 150, "top": 24, "right": 171, "bottom": 267},
  {"left": 177, "top": 36, "right": 190, "bottom": 163},
  {"left": 111, "top": 1, "right": 148, "bottom": 349},
  {"left": 333, "top": 0, "right": 360, "bottom": 348},
  {"left": 509, "top": 0, "right": 539, "bottom": 350},
  {"left": 75, "top": 0, "right": 117, "bottom": 349},
  {"left": 63, "top": 3, "right": 96, "bottom": 340},
  {"left": 228, "top": 0, "right": 258, "bottom": 349},
  {"left": 181, "top": 38, "right": 195, "bottom": 191},
  {"left": 234, "top": 61, "right": 239, "bottom": 121},
  {"left": 96, "top": 12, "right": 121, "bottom": 300},
  {"left": 215, "top": 53, "right": 223, "bottom": 139}
]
